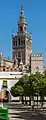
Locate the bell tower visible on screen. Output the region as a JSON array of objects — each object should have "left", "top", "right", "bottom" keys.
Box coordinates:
[{"left": 12, "top": 5, "right": 32, "bottom": 66}]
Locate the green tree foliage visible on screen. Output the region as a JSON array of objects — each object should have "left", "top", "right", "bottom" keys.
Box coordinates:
[{"left": 10, "top": 72, "right": 46, "bottom": 108}]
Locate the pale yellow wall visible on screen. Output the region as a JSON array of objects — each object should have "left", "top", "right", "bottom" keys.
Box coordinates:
[{"left": 31, "top": 55, "right": 43, "bottom": 74}]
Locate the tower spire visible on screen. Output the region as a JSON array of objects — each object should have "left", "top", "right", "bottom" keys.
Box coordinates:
[
  {"left": 20, "top": 4, "right": 24, "bottom": 17},
  {"left": 18, "top": 5, "right": 27, "bottom": 34}
]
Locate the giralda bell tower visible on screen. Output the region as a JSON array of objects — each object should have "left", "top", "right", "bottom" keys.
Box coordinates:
[{"left": 12, "top": 6, "right": 32, "bottom": 66}]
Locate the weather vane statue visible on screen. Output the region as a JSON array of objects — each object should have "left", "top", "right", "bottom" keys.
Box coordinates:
[{"left": 21, "top": 4, "right": 24, "bottom": 10}]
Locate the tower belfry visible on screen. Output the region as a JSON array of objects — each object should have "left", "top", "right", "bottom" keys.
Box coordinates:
[{"left": 18, "top": 5, "right": 27, "bottom": 34}]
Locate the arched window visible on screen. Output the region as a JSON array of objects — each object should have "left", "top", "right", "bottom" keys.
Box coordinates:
[
  {"left": 24, "top": 39, "right": 25, "bottom": 45},
  {"left": 24, "top": 26, "right": 26, "bottom": 31},
  {"left": 20, "top": 26, "right": 23, "bottom": 32},
  {"left": 18, "top": 38, "right": 20, "bottom": 46},
  {"left": 13, "top": 39, "right": 15, "bottom": 46},
  {"left": 16, "top": 39, "right": 17, "bottom": 46},
  {"left": 18, "top": 52, "right": 21, "bottom": 57},
  {"left": 21, "top": 37, "right": 25, "bottom": 45}
]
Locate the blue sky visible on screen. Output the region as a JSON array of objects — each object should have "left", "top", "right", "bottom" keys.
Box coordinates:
[{"left": 0, "top": 0, "right": 46, "bottom": 66}]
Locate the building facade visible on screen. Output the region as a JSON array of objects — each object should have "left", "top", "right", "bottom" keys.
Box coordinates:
[
  {"left": 31, "top": 54, "right": 43, "bottom": 74},
  {"left": 0, "top": 52, "right": 13, "bottom": 72}
]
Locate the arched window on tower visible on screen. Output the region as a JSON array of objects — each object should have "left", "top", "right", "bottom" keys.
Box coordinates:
[
  {"left": 13, "top": 39, "right": 15, "bottom": 46},
  {"left": 16, "top": 39, "right": 17, "bottom": 46},
  {"left": 21, "top": 37, "right": 25, "bottom": 45},
  {"left": 24, "top": 39, "right": 25, "bottom": 45},
  {"left": 18, "top": 52, "right": 21, "bottom": 57},
  {"left": 18, "top": 38, "right": 20, "bottom": 46},
  {"left": 20, "top": 26, "right": 23, "bottom": 32},
  {"left": 24, "top": 26, "right": 26, "bottom": 31}
]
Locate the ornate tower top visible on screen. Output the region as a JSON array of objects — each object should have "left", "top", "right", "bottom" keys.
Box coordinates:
[
  {"left": 19, "top": 5, "right": 27, "bottom": 24},
  {"left": 20, "top": 5, "right": 24, "bottom": 16},
  {"left": 18, "top": 5, "right": 27, "bottom": 34},
  {"left": 21, "top": 5, "right": 24, "bottom": 10}
]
